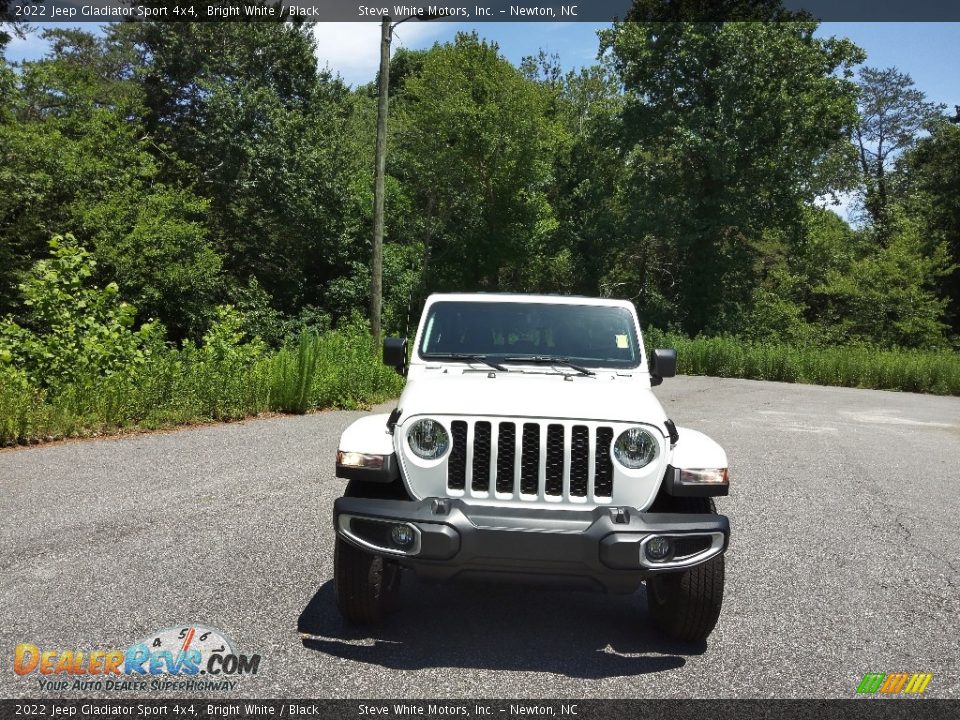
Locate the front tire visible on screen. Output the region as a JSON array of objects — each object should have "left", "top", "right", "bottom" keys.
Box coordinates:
[
  {"left": 334, "top": 536, "right": 401, "bottom": 624},
  {"left": 645, "top": 495, "right": 725, "bottom": 642},
  {"left": 646, "top": 553, "right": 724, "bottom": 642}
]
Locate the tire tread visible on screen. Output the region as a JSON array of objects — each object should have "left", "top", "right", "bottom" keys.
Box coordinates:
[
  {"left": 646, "top": 497, "right": 725, "bottom": 642},
  {"left": 334, "top": 536, "right": 399, "bottom": 624}
]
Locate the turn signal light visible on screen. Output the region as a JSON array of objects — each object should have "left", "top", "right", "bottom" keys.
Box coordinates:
[
  {"left": 679, "top": 468, "right": 728, "bottom": 485},
  {"left": 337, "top": 451, "right": 386, "bottom": 469}
]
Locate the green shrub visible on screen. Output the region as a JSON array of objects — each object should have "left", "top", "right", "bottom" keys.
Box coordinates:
[
  {"left": 308, "top": 317, "right": 405, "bottom": 410},
  {"left": 647, "top": 328, "right": 960, "bottom": 395},
  {"left": 0, "top": 306, "right": 404, "bottom": 446},
  {"left": 0, "top": 235, "right": 164, "bottom": 391},
  {"left": 0, "top": 238, "right": 386, "bottom": 445}
]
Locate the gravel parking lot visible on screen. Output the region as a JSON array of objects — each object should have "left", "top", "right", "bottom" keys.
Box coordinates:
[{"left": 1, "top": 376, "right": 958, "bottom": 699}]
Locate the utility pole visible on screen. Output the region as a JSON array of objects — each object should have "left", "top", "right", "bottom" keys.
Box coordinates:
[
  {"left": 370, "top": 12, "right": 436, "bottom": 349},
  {"left": 371, "top": 16, "right": 391, "bottom": 349}
]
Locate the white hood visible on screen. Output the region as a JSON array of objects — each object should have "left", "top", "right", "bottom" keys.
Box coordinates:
[{"left": 397, "top": 369, "right": 668, "bottom": 429}]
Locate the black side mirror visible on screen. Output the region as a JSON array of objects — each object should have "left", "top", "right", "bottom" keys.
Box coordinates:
[
  {"left": 383, "top": 337, "right": 408, "bottom": 375},
  {"left": 650, "top": 348, "right": 677, "bottom": 386}
]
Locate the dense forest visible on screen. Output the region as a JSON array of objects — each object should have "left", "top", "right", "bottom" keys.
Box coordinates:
[{"left": 1, "top": 8, "right": 959, "bottom": 442}]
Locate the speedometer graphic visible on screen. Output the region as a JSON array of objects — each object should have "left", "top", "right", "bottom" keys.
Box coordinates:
[{"left": 133, "top": 624, "right": 236, "bottom": 674}]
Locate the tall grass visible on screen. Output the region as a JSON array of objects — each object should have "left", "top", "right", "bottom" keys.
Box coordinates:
[
  {"left": 268, "top": 332, "right": 322, "bottom": 414},
  {"left": 645, "top": 328, "right": 960, "bottom": 396},
  {"left": 7, "top": 325, "right": 956, "bottom": 447},
  {"left": 0, "top": 372, "right": 56, "bottom": 443},
  {"left": 0, "top": 326, "right": 404, "bottom": 446}
]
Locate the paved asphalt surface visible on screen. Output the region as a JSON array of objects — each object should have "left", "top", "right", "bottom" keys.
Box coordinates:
[{"left": 1, "top": 376, "right": 958, "bottom": 700}]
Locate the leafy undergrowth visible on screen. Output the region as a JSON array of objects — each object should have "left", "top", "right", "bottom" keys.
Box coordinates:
[
  {"left": 0, "top": 236, "right": 404, "bottom": 447},
  {"left": 0, "top": 323, "right": 403, "bottom": 447}
]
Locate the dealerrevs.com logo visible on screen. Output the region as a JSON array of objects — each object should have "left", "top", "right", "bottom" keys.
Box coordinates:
[{"left": 14, "top": 625, "right": 261, "bottom": 692}]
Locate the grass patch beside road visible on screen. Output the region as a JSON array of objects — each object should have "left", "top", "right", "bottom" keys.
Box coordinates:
[
  {"left": 5, "top": 323, "right": 957, "bottom": 447},
  {"left": 0, "top": 324, "right": 403, "bottom": 447},
  {"left": 646, "top": 329, "right": 960, "bottom": 396}
]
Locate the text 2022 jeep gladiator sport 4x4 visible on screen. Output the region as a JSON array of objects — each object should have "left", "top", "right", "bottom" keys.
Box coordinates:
[{"left": 333, "top": 294, "right": 730, "bottom": 642}]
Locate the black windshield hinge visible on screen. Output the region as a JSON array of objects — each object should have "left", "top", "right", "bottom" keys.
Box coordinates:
[
  {"left": 664, "top": 419, "right": 680, "bottom": 445},
  {"left": 386, "top": 407, "right": 402, "bottom": 433}
]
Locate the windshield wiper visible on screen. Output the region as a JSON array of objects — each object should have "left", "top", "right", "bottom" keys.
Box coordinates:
[
  {"left": 422, "top": 353, "right": 508, "bottom": 372},
  {"left": 502, "top": 356, "right": 595, "bottom": 376}
]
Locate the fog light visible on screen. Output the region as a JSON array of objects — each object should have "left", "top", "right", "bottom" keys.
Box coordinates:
[
  {"left": 645, "top": 536, "right": 673, "bottom": 562},
  {"left": 391, "top": 524, "right": 415, "bottom": 548}
]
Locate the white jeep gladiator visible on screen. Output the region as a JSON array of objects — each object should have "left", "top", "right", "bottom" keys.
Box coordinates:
[{"left": 333, "top": 293, "right": 730, "bottom": 642}]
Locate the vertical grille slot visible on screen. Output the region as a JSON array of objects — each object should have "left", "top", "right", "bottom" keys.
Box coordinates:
[
  {"left": 520, "top": 423, "right": 540, "bottom": 495},
  {"left": 448, "top": 420, "right": 468, "bottom": 490},
  {"left": 545, "top": 424, "right": 564, "bottom": 495},
  {"left": 496, "top": 422, "right": 516, "bottom": 494},
  {"left": 594, "top": 426, "right": 614, "bottom": 497},
  {"left": 569, "top": 425, "right": 589, "bottom": 497},
  {"left": 472, "top": 421, "right": 492, "bottom": 491}
]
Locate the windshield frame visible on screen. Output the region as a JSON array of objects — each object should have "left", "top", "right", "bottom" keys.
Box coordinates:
[{"left": 416, "top": 300, "right": 644, "bottom": 371}]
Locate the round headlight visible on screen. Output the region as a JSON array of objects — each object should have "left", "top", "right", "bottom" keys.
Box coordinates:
[
  {"left": 407, "top": 419, "right": 449, "bottom": 460},
  {"left": 613, "top": 427, "right": 659, "bottom": 469}
]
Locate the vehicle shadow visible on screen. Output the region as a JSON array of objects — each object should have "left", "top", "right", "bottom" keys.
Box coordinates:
[{"left": 297, "top": 578, "right": 702, "bottom": 679}]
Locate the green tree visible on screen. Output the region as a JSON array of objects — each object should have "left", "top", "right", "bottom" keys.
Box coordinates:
[
  {"left": 75, "top": 188, "right": 222, "bottom": 339},
  {"left": 853, "top": 67, "right": 944, "bottom": 232},
  {"left": 392, "top": 33, "right": 564, "bottom": 296},
  {"left": 732, "top": 207, "right": 856, "bottom": 345},
  {"left": 599, "top": 19, "right": 864, "bottom": 335},
  {"left": 0, "top": 28, "right": 224, "bottom": 339},
  {"left": 810, "top": 213, "right": 952, "bottom": 348},
  {"left": 109, "top": 21, "right": 370, "bottom": 320},
  {"left": 734, "top": 202, "right": 952, "bottom": 349},
  {"left": 899, "top": 120, "right": 960, "bottom": 333},
  {"left": 521, "top": 55, "right": 632, "bottom": 300}
]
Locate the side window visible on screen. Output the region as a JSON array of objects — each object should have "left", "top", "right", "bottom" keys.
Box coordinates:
[{"left": 422, "top": 314, "right": 437, "bottom": 352}]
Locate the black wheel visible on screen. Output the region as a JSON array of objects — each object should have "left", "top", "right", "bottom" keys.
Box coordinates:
[
  {"left": 334, "top": 535, "right": 401, "bottom": 624},
  {"left": 645, "top": 496, "right": 725, "bottom": 642},
  {"left": 646, "top": 553, "right": 724, "bottom": 642}
]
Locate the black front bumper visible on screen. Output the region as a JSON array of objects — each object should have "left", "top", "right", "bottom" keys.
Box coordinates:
[{"left": 333, "top": 497, "right": 729, "bottom": 594}]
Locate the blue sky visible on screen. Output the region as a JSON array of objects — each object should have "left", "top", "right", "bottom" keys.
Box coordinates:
[{"left": 313, "top": 22, "right": 960, "bottom": 109}]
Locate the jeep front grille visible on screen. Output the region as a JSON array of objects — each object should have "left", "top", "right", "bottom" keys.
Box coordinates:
[{"left": 447, "top": 420, "right": 615, "bottom": 501}]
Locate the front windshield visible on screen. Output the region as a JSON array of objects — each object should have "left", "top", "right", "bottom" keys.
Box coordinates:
[{"left": 418, "top": 301, "right": 640, "bottom": 369}]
